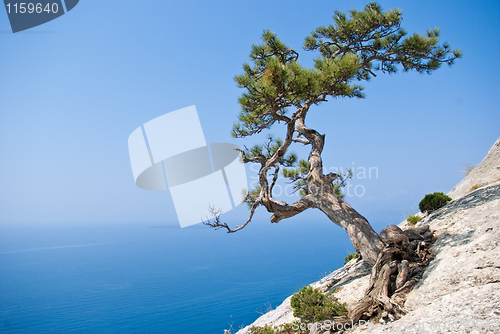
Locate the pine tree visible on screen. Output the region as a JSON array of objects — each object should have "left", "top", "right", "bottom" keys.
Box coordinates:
[{"left": 204, "top": 2, "right": 461, "bottom": 266}]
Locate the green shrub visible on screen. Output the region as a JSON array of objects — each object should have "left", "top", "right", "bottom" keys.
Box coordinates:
[
  {"left": 290, "top": 286, "right": 347, "bottom": 322},
  {"left": 418, "top": 192, "right": 452, "bottom": 213},
  {"left": 248, "top": 325, "right": 277, "bottom": 334},
  {"left": 406, "top": 215, "right": 421, "bottom": 225},
  {"left": 344, "top": 252, "right": 358, "bottom": 265},
  {"left": 247, "top": 323, "right": 305, "bottom": 334}
]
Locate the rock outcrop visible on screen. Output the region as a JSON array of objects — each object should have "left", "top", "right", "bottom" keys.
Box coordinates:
[
  {"left": 348, "top": 183, "right": 500, "bottom": 333},
  {"left": 448, "top": 136, "right": 500, "bottom": 200}
]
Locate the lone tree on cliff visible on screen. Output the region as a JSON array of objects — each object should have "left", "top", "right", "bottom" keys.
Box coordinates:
[{"left": 204, "top": 3, "right": 461, "bottom": 267}]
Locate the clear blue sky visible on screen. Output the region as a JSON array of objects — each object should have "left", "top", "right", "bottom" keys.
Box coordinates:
[{"left": 1, "top": 0, "right": 499, "bottom": 229}]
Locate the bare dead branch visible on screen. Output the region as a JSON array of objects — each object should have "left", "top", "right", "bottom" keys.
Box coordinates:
[{"left": 202, "top": 200, "right": 261, "bottom": 233}]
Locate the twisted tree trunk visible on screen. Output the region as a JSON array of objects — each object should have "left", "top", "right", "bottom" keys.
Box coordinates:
[
  {"left": 316, "top": 192, "right": 384, "bottom": 266},
  {"left": 296, "top": 117, "right": 384, "bottom": 266}
]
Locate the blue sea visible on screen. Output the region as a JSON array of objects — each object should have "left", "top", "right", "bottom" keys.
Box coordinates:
[{"left": 0, "top": 220, "right": 358, "bottom": 333}]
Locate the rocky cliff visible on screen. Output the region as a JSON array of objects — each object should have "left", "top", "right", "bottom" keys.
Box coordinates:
[{"left": 448, "top": 136, "right": 500, "bottom": 200}]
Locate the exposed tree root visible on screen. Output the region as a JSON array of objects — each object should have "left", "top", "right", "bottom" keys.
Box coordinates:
[
  {"left": 303, "top": 225, "right": 435, "bottom": 334},
  {"left": 347, "top": 224, "right": 435, "bottom": 326}
]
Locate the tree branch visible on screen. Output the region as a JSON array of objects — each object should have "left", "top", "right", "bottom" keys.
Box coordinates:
[
  {"left": 269, "top": 165, "right": 280, "bottom": 194},
  {"left": 202, "top": 201, "right": 261, "bottom": 233},
  {"left": 292, "top": 133, "right": 311, "bottom": 145},
  {"left": 268, "top": 195, "right": 316, "bottom": 223}
]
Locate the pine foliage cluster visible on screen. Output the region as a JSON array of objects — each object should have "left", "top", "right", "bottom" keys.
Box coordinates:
[{"left": 234, "top": 2, "right": 461, "bottom": 202}]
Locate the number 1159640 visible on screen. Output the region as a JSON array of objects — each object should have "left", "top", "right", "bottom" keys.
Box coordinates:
[{"left": 5, "top": 2, "right": 59, "bottom": 14}]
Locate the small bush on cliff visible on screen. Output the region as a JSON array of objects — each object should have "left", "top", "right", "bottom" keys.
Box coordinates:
[
  {"left": 247, "top": 323, "right": 306, "bottom": 334},
  {"left": 290, "top": 286, "right": 347, "bottom": 322},
  {"left": 406, "top": 215, "right": 421, "bottom": 225},
  {"left": 344, "top": 252, "right": 358, "bottom": 265},
  {"left": 247, "top": 325, "right": 276, "bottom": 334},
  {"left": 419, "top": 192, "right": 452, "bottom": 213}
]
